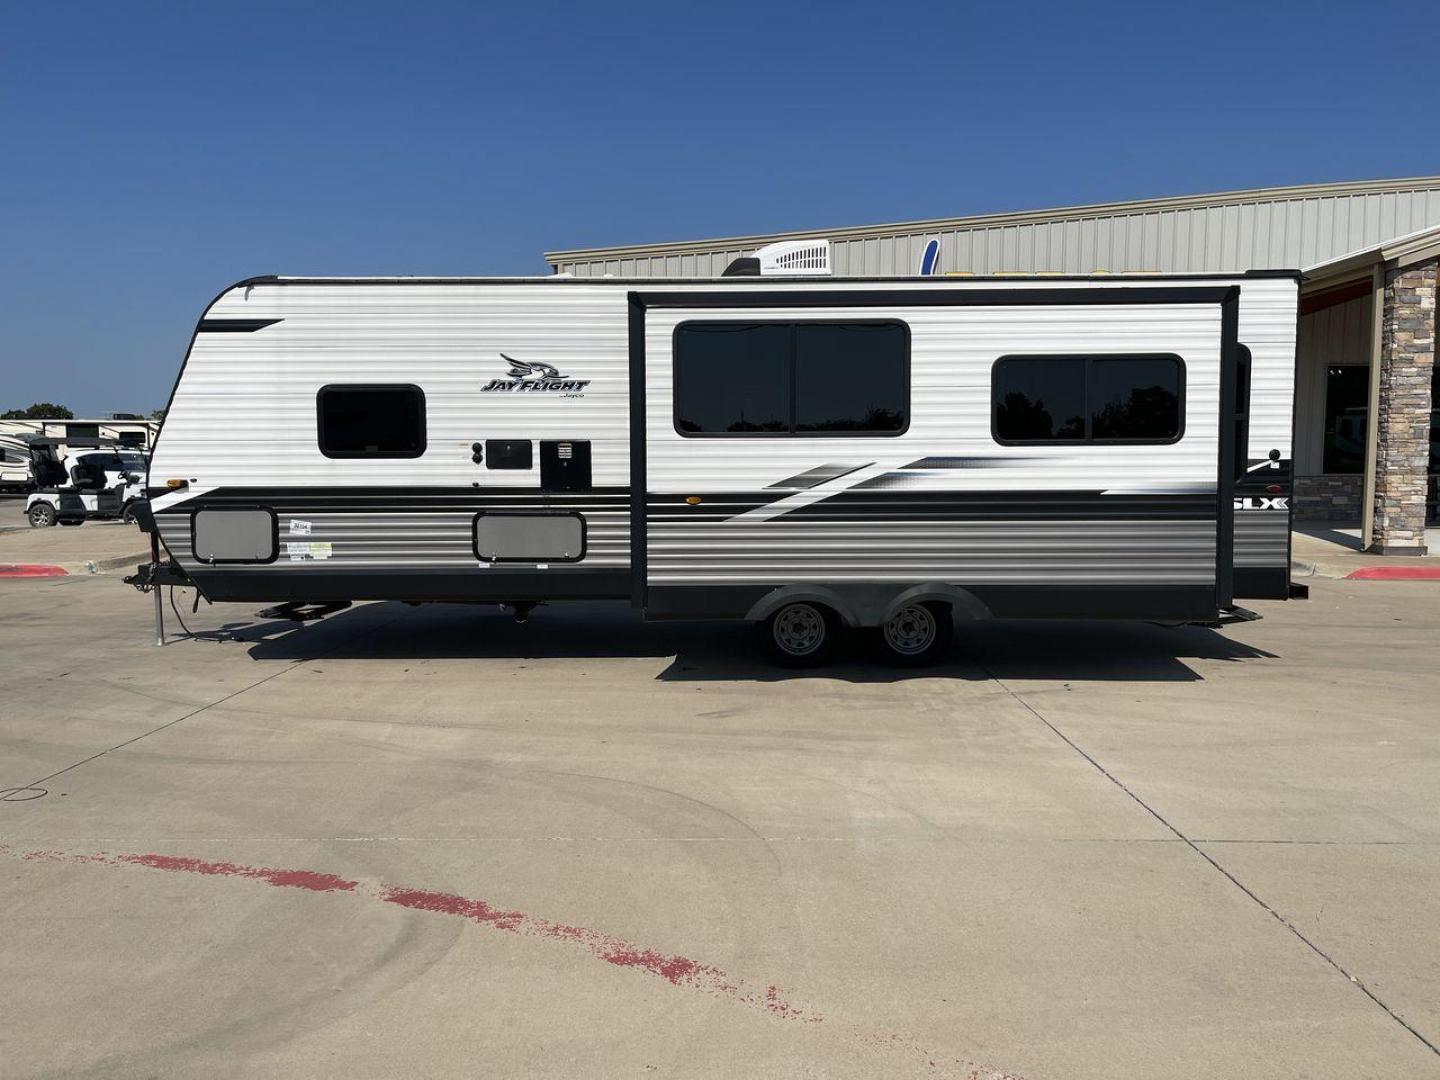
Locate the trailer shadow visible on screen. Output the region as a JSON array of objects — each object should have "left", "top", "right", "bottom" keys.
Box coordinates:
[{"left": 227, "top": 600, "right": 1276, "bottom": 684}]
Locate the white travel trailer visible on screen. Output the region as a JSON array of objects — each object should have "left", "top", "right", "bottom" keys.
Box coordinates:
[
  {"left": 140, "top": 271, "right": 1300, "bottom": 665},
  {"left": 0, "top": 435, "right": 33, "bottom": 491}
]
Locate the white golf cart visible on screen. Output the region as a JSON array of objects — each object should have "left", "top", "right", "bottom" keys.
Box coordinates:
[{"left": 25, "top": 438, "right": 148, "bottom": 528}]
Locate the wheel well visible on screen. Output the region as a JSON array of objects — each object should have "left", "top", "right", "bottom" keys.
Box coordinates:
[{"left": 744, "top": 584, "right": 992, "bottom": 627}]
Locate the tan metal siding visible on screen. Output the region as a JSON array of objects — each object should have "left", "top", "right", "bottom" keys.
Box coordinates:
[{"left": 550, "top": 179, "right": 1440, "bottom": 278}]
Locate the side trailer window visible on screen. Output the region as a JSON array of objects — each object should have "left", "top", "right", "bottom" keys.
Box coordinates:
[
  {"left": 317, "top": 384, "right": 426, "bottom": 458},
  {"left": 674, "top": 320, "right": 908, "bottom": 436},
  {"left": 993, "top": 356, "right": 1183, "bottom": 444},
  {"left": 674, "top": 323, "right": 790, "bottom": 433}
]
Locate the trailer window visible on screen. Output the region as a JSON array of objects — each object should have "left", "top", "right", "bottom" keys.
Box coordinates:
[
  {"left": 674, "top": 320, "right": 908, "bottom": 436},
  {"left": 317, "top": 384, "right": 426, "bottom": 458},
  {"left": 993, "top": 355, "right": 1182, "bottom": 444},
  {"left": 674, "top": 323, "right": 790, "bottom": 433}
]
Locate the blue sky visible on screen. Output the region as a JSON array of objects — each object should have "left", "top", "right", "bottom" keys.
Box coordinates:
[{"left": 3, "top": 1, "right": 1437, "bottom": 416}]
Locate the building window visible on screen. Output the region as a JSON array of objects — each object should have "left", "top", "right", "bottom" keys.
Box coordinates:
[
  {"left": 674, "top": 321, "right": 908, "bottom": 436},
  {"left": 993, "top": 355, "right": 1183, "bottom": 444},
  {"left": 317, "top": 384, "right": 426, "bottom": 458},
  {"left": 1322, "top": 366, "right": 1368, "bottom": 473},
  {"left": 66, "top": 423, "right": 100, "bottom": 441}
]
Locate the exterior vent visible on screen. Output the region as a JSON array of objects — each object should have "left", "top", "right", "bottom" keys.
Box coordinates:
[{"left": 753, "top": 239, "right": 832, "bottom": 276}]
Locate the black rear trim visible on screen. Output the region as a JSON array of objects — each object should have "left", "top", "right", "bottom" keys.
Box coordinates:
[
  {"left": 645, "top": 584, "right": 1218, "bottom": 623},
  {"left": 197, "top": 318, "right": 282, "bottom": 333},
  {"left": 184, "top": 568, "right": 630, "bottom": 604}
]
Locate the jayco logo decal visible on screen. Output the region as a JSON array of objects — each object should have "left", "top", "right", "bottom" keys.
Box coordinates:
[{"left": 482, "top": 354, "right": 590, "bottom": 396}]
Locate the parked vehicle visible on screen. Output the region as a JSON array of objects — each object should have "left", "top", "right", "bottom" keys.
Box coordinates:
[
  {"left": 25, "top": 439, "right": 145, "bottom": 527},
  {"left": 138, "top": 263, "right": 1300, "bottom": 665},
  {"left": 0, "top": 435, "right": 34, "bottom": 493}
]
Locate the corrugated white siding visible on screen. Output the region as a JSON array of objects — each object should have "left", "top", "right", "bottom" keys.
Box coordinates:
[{"left": 152, "top": 275, "right": 1294, "bottom": 584}]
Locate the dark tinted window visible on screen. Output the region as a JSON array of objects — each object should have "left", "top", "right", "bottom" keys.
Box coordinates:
[
  {"left": 993, "top": 355, "right": 1182, "bottom": 444},
  {"left": 1322, "top": 365, "right": 1368, "bottom": 473},
  {"left": 674, "top": 323, "right": 789, "bottom": 433},
  {"left": 1234, "top": 345, "right": 1252, "bottom": 479},
  {"left": 993, "top": 358, "right": 1086, "bottom": 441},
  {"left": 1089, "top": 358, "right": 1182, "bottom": 440},
  {"left": 795, "top": 323, "right": 907, "bottom": 433},
  {"left": 675, "top": 320, "right": 908, "bottom": 436},
  {"left": 317, "top": 385, "right": 426, "bottom": 457}
]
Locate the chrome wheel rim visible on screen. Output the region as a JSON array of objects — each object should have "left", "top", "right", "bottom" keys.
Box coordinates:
[
  {"left": 774, "top": 604, "right": 824, "bottom": 656},
  {"left": 883, "top": 604, "right": 936, "bottom": 656}
]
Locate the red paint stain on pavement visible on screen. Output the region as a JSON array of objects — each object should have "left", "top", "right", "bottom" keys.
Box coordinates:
[
  {"left": 378, "top": 884, "right": 755, "bottom": 1000},
  {"left": 0, "top": 565, "right": 67, "bottom": 577},
  {"left": 117, "top": 853, "right": 359, "bottom": 892},
  {"left": 1, "top": 846, "right": 1022, "bottom": 1077},
  {"left": 1346, "top": 565, "right": 1440, "bottom": 580}
]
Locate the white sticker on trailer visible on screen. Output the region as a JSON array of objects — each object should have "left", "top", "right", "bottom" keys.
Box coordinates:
[{"left": 289, "top": 518, "right": 312, "bottom": 536}]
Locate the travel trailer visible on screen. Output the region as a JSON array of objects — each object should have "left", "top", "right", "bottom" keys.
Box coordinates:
[
  {"left": 0, "top": 435, "right": 32, "bottom": 492},
  {"left": 137, "top": 267, "right": 1300, "bottom": 665}
]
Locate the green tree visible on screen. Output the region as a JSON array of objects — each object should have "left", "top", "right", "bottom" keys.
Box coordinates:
[
  {"left": 1, "top": 402, "right": 74, "bottom": 419},
  {"left": 149, "top": 407, "right": 167, "bottom": 421}
]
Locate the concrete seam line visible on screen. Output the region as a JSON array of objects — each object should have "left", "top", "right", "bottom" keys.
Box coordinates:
[
  {"left": 13, "top": 605, "right": 414, "bottom": 793},
  {"left": 978, "top": 665, "right": 1440, "bottom": 1060}
]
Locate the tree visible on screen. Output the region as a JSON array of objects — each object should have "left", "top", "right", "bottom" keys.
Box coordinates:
[
  {"left": 1, "top": 402, "right": 74, "bottom": 419},
  {"left": 149, "top": 407, "right": 167, "bottom": 421}
]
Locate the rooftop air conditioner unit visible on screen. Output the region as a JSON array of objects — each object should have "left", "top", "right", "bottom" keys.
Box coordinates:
[{"left": 753, "top": 239, "right": 832, "bottom": 276}]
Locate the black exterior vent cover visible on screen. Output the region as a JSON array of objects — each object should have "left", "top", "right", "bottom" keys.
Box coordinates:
[{"left": 721, "top": 257, "right": 761, "bottom": 277}]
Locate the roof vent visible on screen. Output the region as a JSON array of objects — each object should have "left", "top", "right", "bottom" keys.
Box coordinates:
[{"left": 752, "top": 239, "right": 832, "bottom": 276}]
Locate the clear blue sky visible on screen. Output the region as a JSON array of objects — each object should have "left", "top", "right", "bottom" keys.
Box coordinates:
[{"left": 3, "top": 1, "right": 1437, "bottom": 416}]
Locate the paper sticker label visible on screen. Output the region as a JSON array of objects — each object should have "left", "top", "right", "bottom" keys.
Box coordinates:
[
  {"left": 289, "top": 519, "right": 312, "bottom": 536},
  {"left": 285, "top": 540, "right": 332, "bottom": 560},
  {"left": 309, "top": 542, "right": 332, "bottom": 560}
]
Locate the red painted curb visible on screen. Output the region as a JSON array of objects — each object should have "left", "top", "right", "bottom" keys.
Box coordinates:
[
  {"left": 1346, "top": 566, "right": 1440, "bottom": 580},
  {"left": 0, "top": 565, "right": 68, "bottom": 578}
]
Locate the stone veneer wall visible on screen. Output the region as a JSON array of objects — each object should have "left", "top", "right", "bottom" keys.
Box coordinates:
[
  {"left": 1370, "top": 258, "right": 1438, "bottom": 553},
  {"left": 1294, "top": 474, "right": 1364, "bottom": 522}
]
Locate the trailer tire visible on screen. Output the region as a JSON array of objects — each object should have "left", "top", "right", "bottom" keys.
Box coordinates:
[
  {"left": 875, "top": 601, "right": 953, "bottom": 667},
  {"left": 27, "top": 502, "right": 57, "bottom": 528},
  {"left": 761, "top": 601, "right": 839, "bottom": 668}
]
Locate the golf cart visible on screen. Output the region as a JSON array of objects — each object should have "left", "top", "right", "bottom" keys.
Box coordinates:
[{"left": 25, "top": 438, "right": 147, "bottom": 527}]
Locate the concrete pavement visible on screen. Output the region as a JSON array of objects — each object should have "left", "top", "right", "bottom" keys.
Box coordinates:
[
  {"left": 0, "top": 502, "right": 148, "bottom": 574},
  {"left": 0, "top": 573, "right": 1437, "bottom": 1079}
]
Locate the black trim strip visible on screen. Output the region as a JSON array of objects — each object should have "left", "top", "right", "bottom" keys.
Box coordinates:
[
  {"left": 197, "top": 318, "right": 282, "bottom": 333},
  {"left": 183, "top": 568, "right": 631, "bottom": 605},
  {"left": 644, "top": 584, "right": 1219, "bottom": 623},
  {"left": 635, "top": 286, "right": 1238, "bottom": 310},
  {"left": 765, "top": 462, "right": 870, "bottom": 489},
  {"left": 627, "top": 294, "right": 648, "bottom": 609},
  {"left": 653, "top": 490, "right": 1219, "bottom": 523},
  {"left": 1216, "top": 291, "right": 1239, "bottom": 607}
]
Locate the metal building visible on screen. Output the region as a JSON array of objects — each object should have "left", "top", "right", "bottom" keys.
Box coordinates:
[{"left": 546, "top": 177, "right": 1440, "bottom": 553}]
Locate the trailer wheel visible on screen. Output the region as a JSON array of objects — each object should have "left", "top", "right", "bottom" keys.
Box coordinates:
[
  {"left": 762, "top": 601, "right": 839, "bottom": 667},
  {"left": 121, "top": 501, "right": 136, "bottom": 525},
  {"left": 27, "top": 502, "right": 57, "bottom": 528},
  {"left": 876, "top": 602, "right": 953, "bottom": 666}
]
